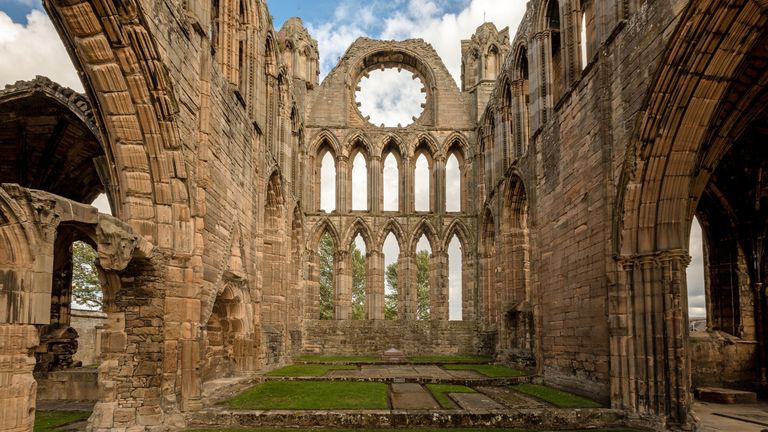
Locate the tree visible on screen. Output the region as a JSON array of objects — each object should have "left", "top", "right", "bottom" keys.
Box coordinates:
[
  {"left": 415, "top": 250, "right": 430, "bottom": 320},
  {"left": 384, "top": 262, "right": 398, "bottom": 320},
  {"left": 351, "top": 246, "right": 366, "bottom": 320},
  {"left": 71, "top": 241, "right": 102, "bottom": 309},
  {"left": 318, "top": 233, "right": 335, "bottom": 320}
]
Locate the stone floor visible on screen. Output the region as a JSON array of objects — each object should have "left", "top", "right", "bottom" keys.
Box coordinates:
[{"left": 694, "top": 400, "right": 768, "bottom": 432}]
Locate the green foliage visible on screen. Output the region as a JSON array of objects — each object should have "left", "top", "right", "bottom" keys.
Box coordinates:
[
  {"left": 425, "top": 384, "right": 476, "bottom": 408},
  {"left": 351, "top": 245, "right": 366, "bottom": 320},
  {"left": 226, "top": 381, "right": 389, "bottom": 410},
  {"left": 71, "top": 241, "right": 102, "bottom": 309},
  {"left": 34, "top": 410, "right": 90, "bottom": 432},
  {"left": 384, "top": 262, "right": 398, "bottom": 320},
  {"left": 266, "top": 364, "right": 357, "bottom": 377},
  {"left": 443, "top": 364, "right": 527, "bottom": 377},
  {"left": 318, "top": 233, "right": 335, "bottom": 320},
  {"left": 510, "top": 383, "right": 603, "bottom": 408},
  {"left": 415, "top": 250, "right": 431, "bottom": 320}
]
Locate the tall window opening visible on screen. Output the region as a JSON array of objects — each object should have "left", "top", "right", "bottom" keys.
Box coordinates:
[
  {"left": 445, "top": 152, "right": 462, "bottom": 213},
  {"left": 516, "top": 47, "right": 530, "bottom": 157},
  {"left": 383, "top": 232, "right": 400, "bottom": 319},
  {"left": 351, "top": 234, "right": 367, "bottom": 320},
  {"left": 318, "top": 232, "right": 335, "bottom": 320},
  {"left": 383, "top": 152, "right": 399, "bottom": 211},
  {"left": 415, "top": 234, "right": 432, "bottom": 320},
  {"left": 210, "top": 0, "right": 220, "bottom": 54},
  {"left": 319, "top": 149, "right": 336, "bottom": 213},
  {"left": 687, "top": 217, "right": 706, "bottom": 331},
  {"left": 351, "top": 152, "right": 368, "bottom": 211},
  {"left": 414, "top": 153, "right": 431, "bottom": 212},
  {"left": 580, "top": 12, "right": 588, "bottom": 69},
  {"left": 546, "top": 0, "right": 563, "bottom": 101},
  {"left": 448, "top": 234, "right": 463, "bottom": 321}
]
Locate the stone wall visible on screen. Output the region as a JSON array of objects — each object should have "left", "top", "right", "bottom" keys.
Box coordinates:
[
  {"left": 70, "top": 309, "right": 106, "bottom": 367},
  {"left": 689, "top": 331, "right": 758, "bottom": 391},
  {"left": 302, "top": 320, "right": 480, "bottom": 356}
]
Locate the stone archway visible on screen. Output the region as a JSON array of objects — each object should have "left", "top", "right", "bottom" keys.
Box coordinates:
[{"left": 612, "top": 0, "right": 768, "bottom": 425}]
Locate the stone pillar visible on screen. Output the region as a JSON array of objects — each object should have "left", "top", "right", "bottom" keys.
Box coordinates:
[
  {"left": 305, "top": 250, "right": 319, "bottom": 319},
  {"left": 336, "top": 155, "right": 349, "bottom": 213},
  {"left": 0, "top": 325, "right": 38, "bottom": 432},
  {"left": 610, "top": 251, "right": 692, "bottom": 425},
  {"left": 335, "top": 250, "right": 351, "bottom": 320},
  {"left": 401, "top": 157, "right": 412, "bottom": 213},
  {"left": 431, "top": 251, "right": 448, "bottom": 320},
  {"left": 368, "top": 251, "right": 385, "bottom": 320},
  {"left": 370, "top": 156, "right": 382, "bottom": 213},
  {"left": 399, "top": 254, "right": 415, "bottom": 320},
  {"left": 434, "top": 156, "right": 446, "bottom": 214}
]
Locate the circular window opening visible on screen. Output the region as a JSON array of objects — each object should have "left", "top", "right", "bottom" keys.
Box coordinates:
[{"left": 356, "top": 68, "right": 426, "bottom": 128}]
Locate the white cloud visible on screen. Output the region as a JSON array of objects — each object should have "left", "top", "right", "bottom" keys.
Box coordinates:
[
  {"left": 0, "top": 10, "right": 82, "bottom": 91},
  {"left": 448, "top": 235, "right": 462, "bottom": 320},
  {"left": 357, "top": 68, "right": 426, "bottom": 127}
]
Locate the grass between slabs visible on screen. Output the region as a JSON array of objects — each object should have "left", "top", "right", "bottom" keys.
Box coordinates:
[
  {"left": 266, "top": 364, "right": 357, "bottom": 377},
  {"left": 425, "top": 384, "right": 477, "bottom": 408},
  {"left": 226, "top": 381, "right": 389, "bottom": 410},
  {"left": 293, "top": 355, "right": 378, "bottom": 363},
  {"left": 34, "top": 411, "right": 90, "bottom": 432},
  {"left": 408, "top": 355, "right": 493, "bottom": 363},
  {"left": 442, "top": 364, "right": 527, "bottom": 377},
  {"left": 510, "top": 384, "right": 603, "bottom": 408}
]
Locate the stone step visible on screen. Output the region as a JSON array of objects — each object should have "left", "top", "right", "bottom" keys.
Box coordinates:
[{"left": 696, "top": 387, "right": 758, "bottom": 404}]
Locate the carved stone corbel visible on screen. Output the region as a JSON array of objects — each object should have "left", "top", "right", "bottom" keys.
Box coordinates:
[{"left": 96, "top": 215, "right": 153, "bottom": 271}]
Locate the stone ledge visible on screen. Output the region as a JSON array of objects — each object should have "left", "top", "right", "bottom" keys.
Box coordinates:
[{"left": 187, "top": 407, "right": 627, "bottom": 429}]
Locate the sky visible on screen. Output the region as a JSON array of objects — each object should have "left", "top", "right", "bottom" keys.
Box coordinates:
[{"left": 0, "top": 0, "right": 706, "bottom": 320}]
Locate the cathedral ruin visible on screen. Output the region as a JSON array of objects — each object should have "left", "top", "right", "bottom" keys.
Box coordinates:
[{"left": 0, "top": 0, "right": 766, "bottom": 430}]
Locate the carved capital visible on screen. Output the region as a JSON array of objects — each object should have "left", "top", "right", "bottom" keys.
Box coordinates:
[{"left": 96, "top": 215, "right": 152, "bottom": 271}]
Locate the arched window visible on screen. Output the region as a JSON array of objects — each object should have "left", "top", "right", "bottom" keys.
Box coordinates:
[
  {"left": 414, "top": 153, "right": 431, "bottom": 212},
  {"left": 383, "top": 232, "right": 400, "bottom": 320},
  {"left": 445, "top": 153, "right": 462, "bottom": 213},
  {"left": 351, "top": 234, "right": 367, "bottom": 320},
  {"left": 545, "top": 0, "right": 563, "bottom": 102},
  {"left": 448, "top": 235, "right": 463, "bottom": 321},
  {"left": 210, "top": 0, "right": 220, "bottom": 54},
  {"left": 415, "top": 234, "right": 432, "bottom": 320},
  {"left": 687, "top": 217, "right": 706, "bottom": 330},
  {"left": 579, "top": 0, "right": 594, "bottom": 71},
  {"left": 351, "top": 152, "right": 368, "bottom": 211},
  {"left": 383, "top": 152, "right": 399, "bottom": 211},
  {"left": 318, "top": 232, "right": 335, "bottom": 320},
  {"left": 485, "top": 45, "right": 499, "bottom": 80},
  {"left": 319, "top": 149, "right": 336, "bottom": 213},
  {"left": 516, "top": 47, "right": 530, "bottom": 157}
]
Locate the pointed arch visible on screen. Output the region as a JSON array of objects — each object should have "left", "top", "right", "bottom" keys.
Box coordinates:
[
  {"left": 443, "top": 132, "right": 470, "bottom": 160},
  {"left": 308, "top": 129, "right": 342, "bottom": 158},
  {"left": 380, "top": 133, "right": 407, "bottom": 159},
  {"left": 376, "top": 218, "right": 407, "bottom": 252},
  {"left": 342, "top": 218, "right": 374, "bottom": 251},
  {"left": 346, "top": 131, "right": 374, "bottom": 158},
  {"left": 442, "top": 218, "right": 473, "bottom": 253},
  {"left": 408, "top": 218, "right": 439, "bottom": 254},
  {"left": 414, "top": 133, "right": 439, "bottom": 158},
  {"left": 309, "top": 218, "right": 341, "bottom": 251}
]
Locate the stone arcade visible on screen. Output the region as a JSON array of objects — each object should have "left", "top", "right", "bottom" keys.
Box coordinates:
[{"left": 0, "top": 0, "right": 766, "bottom": 431}]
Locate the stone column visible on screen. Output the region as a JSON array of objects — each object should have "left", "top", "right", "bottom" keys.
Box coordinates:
[
  {"left": 401, "top": 157, "right": 412, "bottom": 213},
  {"left": 431, "top": 251, "right": 449, "bottom": 320},
  {"left": 336, "top": 155, "right": 349, "bottom": 213},
  {"left": 335, "top": 250, "right": 351, "bottom": 320},
  {"left": 0, "top": 325, "right": 38, "bottom": 432},
  {"left": 368, "top": 251, "right": 385, "bottom": 320},
  {"left": 370, "top": 156, "right": 382, "bottom": 213},
  {"left": 399, "top": 254, "right": 415, "bottom": 320},
  {"left": 434, "top": 156, "right": 446, "bottom": 214},
  {"left": 305, "top": 250, "right": 319, "bottom": 319}
]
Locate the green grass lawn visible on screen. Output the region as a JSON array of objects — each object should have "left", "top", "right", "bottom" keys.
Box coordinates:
[
  {"left": 293, "top": 355, "right": 379, "bottom": 363},
  {"left": 266, "top": 364, "right": 357, "bottom": 377},
  {"left": 226, "top": 381, "right": 389, "bottom": 410},
  {"left": 510, "top": 384, "right": 603, "bottom": 408},
  {"left": 425, "top": 384, "right": 477, "bottom": 408},
  {"left": 442, "top": 364, "right": 527, "bottom": 377},
  {"left": 408, "top": 355, "right": 493, "bottom": 363},
  {"left": 34, "top": 411, "right": 90, "bottom": 432}
]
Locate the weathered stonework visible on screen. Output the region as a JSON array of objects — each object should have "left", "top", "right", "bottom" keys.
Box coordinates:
[{"left": 0, "top": 0, "right": 766, "bottom": 431}]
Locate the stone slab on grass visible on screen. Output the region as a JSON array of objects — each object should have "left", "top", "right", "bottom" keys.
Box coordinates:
[
  {"left": 390, "top": 383, "right": 440, "bottom": 409},
  {"left": 450, "top": 393, "right": 504, "bottom": 410}
]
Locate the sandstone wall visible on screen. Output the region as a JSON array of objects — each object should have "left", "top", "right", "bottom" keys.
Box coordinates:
[{"left": 70, "top": 309, "right": 107, "bottom": 367}]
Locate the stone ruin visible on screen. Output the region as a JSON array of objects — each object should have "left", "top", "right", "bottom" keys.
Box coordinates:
[{"left": 0, "top": 0, "right": 766, "bottom": 431}]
